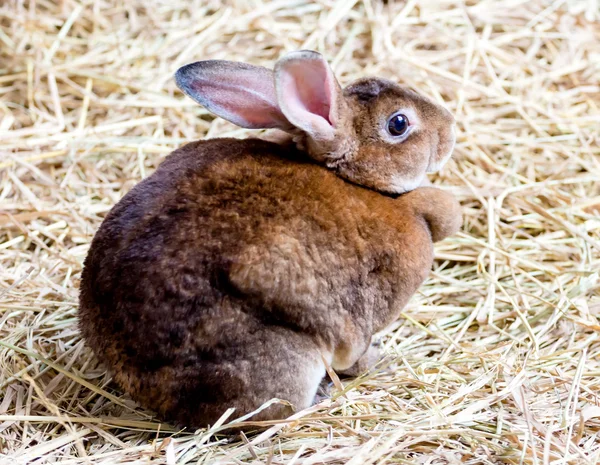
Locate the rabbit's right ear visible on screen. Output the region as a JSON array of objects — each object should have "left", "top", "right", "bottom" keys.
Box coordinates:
[{"left": 175, "top": 61, "right": 293, "bottom": 130}]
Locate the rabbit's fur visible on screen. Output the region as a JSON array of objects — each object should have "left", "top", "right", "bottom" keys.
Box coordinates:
[{"left": 79, "top": 51, "right": 461, "bottom": 428}]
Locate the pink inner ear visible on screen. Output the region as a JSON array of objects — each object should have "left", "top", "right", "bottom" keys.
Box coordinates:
[
  {"left": 282, "top": 61, "right": 332, "bottom": 125},
  {"left": 276, "top": 54, "right": 339, "bottom": 141}
]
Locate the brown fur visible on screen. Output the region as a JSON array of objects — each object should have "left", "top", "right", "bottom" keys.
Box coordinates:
[
  {"left": 79, "top": 52, "right": 461, "bottom": 428},
  {"left": 79, "top": 139, "right": 461, "bottom": 428}
]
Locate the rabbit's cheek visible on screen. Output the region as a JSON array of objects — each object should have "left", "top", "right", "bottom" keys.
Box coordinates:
[{"left": 384, "top": 150, "right": 430, "bottom": 194}]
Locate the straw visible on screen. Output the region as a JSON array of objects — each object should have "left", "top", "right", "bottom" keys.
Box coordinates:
[{"left": 1, "top": 0, "right": 599, "bottom": 463}]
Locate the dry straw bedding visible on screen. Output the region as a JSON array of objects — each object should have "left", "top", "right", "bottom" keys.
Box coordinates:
[{"left": 1, "top": 0, "right": 599, "bottom": 463}]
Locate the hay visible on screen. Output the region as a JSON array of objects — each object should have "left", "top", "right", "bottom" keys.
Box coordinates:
[{"left": 1, "top": 0, "right": 599, "bottom": 462}]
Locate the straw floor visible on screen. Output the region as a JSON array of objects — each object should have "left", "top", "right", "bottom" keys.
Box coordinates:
[{"left": 1, "top": 0, "right": 599, "bottom": 463}]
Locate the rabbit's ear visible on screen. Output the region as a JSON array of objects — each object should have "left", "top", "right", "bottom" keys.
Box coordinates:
[
  {"left": 275, "top": 51, "right": 346, "bottom": 142},
  {"left": 175, "top": 61, "right": 292, "bottom": 130}
]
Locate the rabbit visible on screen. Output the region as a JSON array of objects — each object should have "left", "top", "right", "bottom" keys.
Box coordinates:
[{"left": 78, "top": 50, "right": 461, "bottom": 429}]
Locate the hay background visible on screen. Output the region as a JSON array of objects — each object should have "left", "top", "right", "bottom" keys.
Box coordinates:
[{"left": 1, "top": 0, "right": 599, "bottom": 463}]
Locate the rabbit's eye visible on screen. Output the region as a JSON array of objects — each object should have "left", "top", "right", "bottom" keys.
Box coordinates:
[{"left": 387, "top": 114, "right": 410, "bottom": 137}]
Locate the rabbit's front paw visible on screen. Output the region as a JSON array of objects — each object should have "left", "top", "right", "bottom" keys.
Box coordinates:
[{"left": 337, "top": 344, "right": 380, "bottom": 378}]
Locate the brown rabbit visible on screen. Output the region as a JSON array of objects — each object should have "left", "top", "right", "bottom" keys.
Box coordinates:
[{"left": 78, "top": 50, "right": 461, "bottom": 428}]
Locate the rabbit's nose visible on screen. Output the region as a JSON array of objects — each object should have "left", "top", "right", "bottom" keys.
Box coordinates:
[{"left": 427, "top": 123, "right": 456, "bottom": 174}]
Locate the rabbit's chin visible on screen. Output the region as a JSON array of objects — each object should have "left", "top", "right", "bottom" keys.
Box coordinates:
[
  {"left": 386, "top": 173, "right": 427, "bottom": 195},
  {"left": 333, "top": 164, "right": 428, "bottom": 197}
]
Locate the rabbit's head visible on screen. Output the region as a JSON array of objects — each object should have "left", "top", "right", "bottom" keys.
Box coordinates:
[{"left": 176, "top": 50, "right": 455, "bottom": 194}]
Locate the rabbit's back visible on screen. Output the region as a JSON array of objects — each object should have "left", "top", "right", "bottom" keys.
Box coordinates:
[{"left": 79, "top": 138, "right": 433, "bottom": 426}]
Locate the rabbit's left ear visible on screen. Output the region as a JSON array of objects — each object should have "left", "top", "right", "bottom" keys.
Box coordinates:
[
  {"left": 175, "top": 60, "right": 293, "bottom": 130},
  {"left": 274, "top": 50, "right": 347, "bottom": 143}
]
